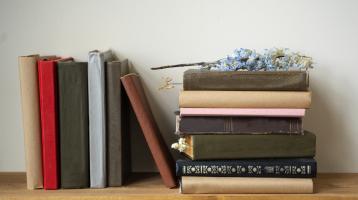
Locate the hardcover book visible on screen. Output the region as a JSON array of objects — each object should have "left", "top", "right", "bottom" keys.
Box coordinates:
[
  {"left": 38, "top": 57, "right": 73, "bottom": 189},
  {"left": 183, "top": 69, "right": 309, "bottom": 91},
  {"left": 174, "top": 131, "right": 316, "bottom": 160},
  {"left": 58, "top": 62, "right": 89, "bottom": 188},
  {"left": 176, "top": 158, "right": 317, "bottom": 178},
  {"left": 88, "top": 50, "right": 114, "bottom": 188},
  {"left": 18, "top": 55, "right": 43, "bottom": 189},
  {"left": 179, "top": 108, "right": 305, "bottom": 117},
  {"left": 106, "top": 60, "right": 130, "bottom": 186},
  {"left": 179, "top": 91, "right": 311, "bottom": 108},
  {"left": 180, "top": 176, "right": 313, "bottom": 194},
  {"left": 121, "top": 73, "right": 177, "bottom": 188},
  {"left": 178, "top": 116, "right": 303, "bottom": 134}
]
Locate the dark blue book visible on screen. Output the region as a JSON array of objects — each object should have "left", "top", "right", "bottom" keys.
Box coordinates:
[{"left": 176, "top": 158, "right": 316, "bottom": 178}]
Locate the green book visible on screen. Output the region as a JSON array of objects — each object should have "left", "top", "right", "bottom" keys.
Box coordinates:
[
  {"left": 178, "top": 131, "right": 315, "bottom": 160},
  {"left": 183, "top": 69, "right": 309, "bottom": 91}
]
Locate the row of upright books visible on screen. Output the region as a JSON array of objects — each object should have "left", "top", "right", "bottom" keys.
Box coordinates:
[
  {"left": 18, "top": 51, "right": 133, "bottom": 189},
  {"left": 172, "top": 69, "right": 317, "bottom": 194}
]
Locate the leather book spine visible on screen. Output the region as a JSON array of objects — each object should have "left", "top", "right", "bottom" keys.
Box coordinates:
[
  {"left": 58, "top": 62, "right": 89, "bottom": 189},
  {"left": 106, "top": 60, "right": 130, "bottom": 186},
  {"left": 179, "top": 116, "right": 303, "bottom": 134},
  {"left": 180, "top": 176, "right": 313, "bottom": 194},
  {"left": 176, "top": 158, "right": 316, "bottom": 178},
  {"left": 185, "top": 131, "right": 316, "bottom": 160},
  {"left": 121, "top": 74, "right": 177, "bottom": 188},
  {"left": 18, "top": 55, "right": 43, "bottom": 189},
  {"left": 88, "top": 50, "right": 114, "bottom": 188},
  {"left": 183, "top": 69, "right": 309, "bottom": 91}
]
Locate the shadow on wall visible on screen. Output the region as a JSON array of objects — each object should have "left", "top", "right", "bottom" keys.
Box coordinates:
[{"left": 304, "top": 75, "right": 351, "bottom": 172}]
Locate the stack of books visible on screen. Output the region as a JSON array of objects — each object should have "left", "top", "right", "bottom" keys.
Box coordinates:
[{"left": 173, "top": 69, "right": 317, "bottom": 194}]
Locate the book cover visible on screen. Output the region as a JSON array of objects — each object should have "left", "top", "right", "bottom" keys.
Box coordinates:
[
  {"left": 38, "top": 57, "right": 72, "bottom": 189},
  {"left": 88, "top": 50, "right": 114, "bottom": 188},
  {"left": 58, "top": 62, "right": 89, "bottom": 189},
  {"left": 121, "top": 73, "right": 177, "bottom": 188},
  {"left": 18, "top": 55, "right": 43, "bottom": 189},
  {"left": 179, "top": 91, "right": 311, "bottom": 108},
  {"left": 176, "top": 158, "right": 316, "bottom": 178},
  {"left": 178, "top": 116, "right": 302, "bottom": 134},
  {"left": 106, "top": 60, "right": 130, "bottom": 186},
  {"left": 179, "top": 108, "right": 305, "bottom": 117},
  {"left": 174, "top": 131, "right": 316, "bottom": 160},
  {"left": 183, "top": 69, "right": 309, "bottom": 91},
  {"left": 180, "top": 176, "right": 313, "bottom": 194}
]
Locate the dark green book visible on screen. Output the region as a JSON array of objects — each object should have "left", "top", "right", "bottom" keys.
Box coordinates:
[
  {"left": 177, "top": 131, "right": 315, "bottom": 160},
  {"left": 183, "top": 69, "right": 309, "bottom": 91},
  {"left": 58, "top": 62, "right": 89, "bottom": 188}
]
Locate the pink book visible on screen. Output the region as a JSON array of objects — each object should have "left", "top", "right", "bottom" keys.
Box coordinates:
[{"left": 180, "top": 108, "right": 305, "bottom": 117}]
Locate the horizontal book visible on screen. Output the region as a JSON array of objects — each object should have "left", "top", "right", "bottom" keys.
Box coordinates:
[
  {"left": 178, "top": 116, "right": 302, "bottom": 134},
  {"left": 183, "top": 69, "right": 309, "bottom": 91},
  {"left": 180, "top": 108, "right": 305, "bottom": 117},
  {"left": 179, "top": 91, "right": 311, "bottom": 108},
  {"left": 180, "top": 176, "right": 313, "bottom": 194},
  {"left": 176, "top": 158, "right": 316, "bottom": 178},
  {"left": 173, "top": 131, "right": 316, "bottom": 160}
]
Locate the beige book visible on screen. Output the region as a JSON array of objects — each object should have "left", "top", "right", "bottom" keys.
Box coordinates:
[
  {"left": 181, "top": 176, "right": 313, "bottom": 194},
  {"left": 18, "top": 55, "right": 43, "bottom": 189},
  {"left": 179, "top": 91, "right": 311, "bottom": 108}
]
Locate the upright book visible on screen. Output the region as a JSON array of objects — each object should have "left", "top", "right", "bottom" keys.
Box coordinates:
[
  {"left": 58, "top": 62, "right": 89, "bottom": 189},
  {"left": 88, "top": 50, "right": 114, "bottom": 188},
  {"left": 18, "top": 55, "right": 43, "bottom": 189},
  {"left": 121, "top": 73, "right": 177, "bottom": 188},
  {"left": 183, "top": 69, "right": 309, "bottom": 91},
  {"left": 106, "top": 60, "right": 130, "bottom": 186},
  {"left": 38, "top": 57, "right": 72, "bottom": 189}
]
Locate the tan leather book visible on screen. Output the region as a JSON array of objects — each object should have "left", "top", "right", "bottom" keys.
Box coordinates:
[
  {"left": 181, "top": 176, "right": 313, "bottom": 194},
  {"left": 179, "top": 91, "right": 311, "bottom": 108},
  {"left": 121, "top": 73, "right": 177, "bottom": 188},
  {"left": 18, "top": 55, "right": 43, "bottom": 189}
]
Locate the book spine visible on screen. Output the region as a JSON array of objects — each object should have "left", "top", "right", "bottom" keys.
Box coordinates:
[
  {"left": 106, "top": 60, "right": 130, "bottom": 186},
  {"left": 179, "top": 117, "right": 302, "bottom": 134},
  {"left": 176, "top": 159, "right": 316, "bottom": 178},
  {"left": 18, "top": 55, "right": 43, "bottom": 190},
  {"left": 179, "top": 91, "right": 312, "bottom": 108},
  {"left": 38, "top": 60, "right": 59, "bottom": 189},
  {"left": 183, "top": 70, "right": 308, "bottom": 91},
  {"left": 58, "top": 62, "right": 89, "bottom": 188},
  {"left": 179, "top": 108, "right": 306, "bottom": 117},
  {"left": 88, "top": 50, "right": 113, "bottom": 188}
]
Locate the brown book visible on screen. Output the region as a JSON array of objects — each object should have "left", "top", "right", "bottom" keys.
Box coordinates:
[
  {"left": 183, "top": 69, "right": 309, "bottom": 91},
  {"left": 178, "top": 116, "right": 302, "bottom": 134},
  {"left": 181, "top": 176, "right": 313, "bottom": 194},
  {"left": 120, "top": 73, "right": 177, "bottom": 188}
]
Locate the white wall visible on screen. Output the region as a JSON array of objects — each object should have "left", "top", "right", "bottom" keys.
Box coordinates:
[{"left": 1, "top": 0, "right": 358, "bottom": 172}]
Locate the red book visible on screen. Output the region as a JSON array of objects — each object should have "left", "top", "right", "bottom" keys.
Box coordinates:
[
  {"left": 38, "top": 57, "right": 72, "bottom": 189},
  {"left": 121, "top": 74, "right": 177, "bottom": 188}
]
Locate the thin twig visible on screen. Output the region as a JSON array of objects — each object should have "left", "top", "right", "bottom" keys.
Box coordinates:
[{"left": 151, "top": 61, "right": 217, "bottom": 70}]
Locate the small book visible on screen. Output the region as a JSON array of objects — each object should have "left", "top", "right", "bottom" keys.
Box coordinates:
[
  {"left": 180, "top": 176, "right": 313, "bottom": 194},
  {"left": 88, "top": 50, "right": 114, "bottom": 188},
  {"left": 183, "top": 69, "right": 309, "bottom": 91},
  {"left": 179, "top": 91, "right": 311, "bottom": 108},
  {"left": 38, "top": 57, "right": 73, "bottom": 189},
  {"left": 178, "top": 116, "right": 302, "bottom": 135},
  {"left": 58, "top": 61, "right": 89, "bottom": 189},
  {"left": 179, "top": 108, "right": 305, "bottom": 117},
  {"left": 173, "top": 131, "right": 316, "bottom": 160},
  {"left": 18, "top": 55, "right": 43, "bottom": 189},
  {"left": 176, "top": 158, "right": 317, "bottom": 178},
  {"left": 106, "top": 60, "right": 131, "bottom": 186},
  {"left": 121, "top": 73, "right": 177, "bottom": 188}
]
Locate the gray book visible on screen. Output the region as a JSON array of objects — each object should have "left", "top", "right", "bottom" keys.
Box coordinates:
[{"left": 88, "top": 50, "right": 114, "bottom": 188}]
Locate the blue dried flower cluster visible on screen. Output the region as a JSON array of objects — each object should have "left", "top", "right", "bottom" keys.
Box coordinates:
[{"left": 210, "top": 48, "right": 313, "bottom": 71}]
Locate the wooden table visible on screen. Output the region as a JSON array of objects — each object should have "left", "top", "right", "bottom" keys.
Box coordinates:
[{"left": 0, "top": 173, "right": 358, "bottom": 200}]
